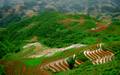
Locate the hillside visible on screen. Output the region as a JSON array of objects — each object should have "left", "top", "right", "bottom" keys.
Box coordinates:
[
  {"left": 0, "top": 0, "right": 120, "bottom": 24},
  {"left": 0, "top": 11, "right": 120, "bottom": 75}
]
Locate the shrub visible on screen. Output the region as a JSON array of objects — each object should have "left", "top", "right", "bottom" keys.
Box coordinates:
[
  {"left": 67, "top": 55, "right": 76, "bottom": 69},
  {"left": 77, "top": 52, "right": 89, "bottom": 61},
  {"left": 102, "top": 45, "right": 107, "bottom": 51},
  {"left": 14, "top": 47, "right": 21, "bottom": 53},
  {"left": 111, "top": 21, "right": 120, "bottom": 25}
]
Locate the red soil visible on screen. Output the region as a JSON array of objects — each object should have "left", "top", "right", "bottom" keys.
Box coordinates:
[
  {"left": 97, "top": 24, "right": 106, "bottom": 27},
  {"left": 4, "top": 64, "right": 11, "bottom": 75},
  {"left": 89, "top": 47, "right": 93, "bottom": 51},
  {"left": 7, "top": 63, "right": 16, "bottom": 75},
  {"left": 67, "top": 48, "right": 81, "bottom": 56},
  {"left": 1, "top": 46, "right": 83, "bottom": 75},
  {"left": 27, "top": 68, "right": 30, "bottom": 75},
  {"left": 58, "top": 16, "right": 84, "bottom": 26},
  {"left": 14, "top": 65, "right": 21, "bottom": 75},
  {"left": 58, "top": 19, "right": 72, "bottom": 24},
  {"left": 25, "top": 36, "right": 38, "bottom": 42},
  {"left": 22, "top": 66, "right": 26, "bottom": 75},
  {"left": 30, "top": 24, "right": 34, "bottom": 26},
  {"left": 91, "top": 46, "right": 97, "bottom": 50},
  {"left": 78, "top": 22, "right": 84, "bottom": 25},
  {"left": 80, "top": 16, "right": 84, "bottom": 20},
  {"left": 96, "top": 38, "right": 102, "bottom": 42},
  {"left": 89, "top": 23, "right": 108, "bottom": 32}
]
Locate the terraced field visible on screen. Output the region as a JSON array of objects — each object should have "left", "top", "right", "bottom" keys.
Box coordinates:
[
  {"left": 0, "top": 43, "right": 115, "bottom": 75},
  {"left": 44, "top": 57, "right": 83, "bottom": 72},
  {"left": 84, "top": 43, "right": 115, "bottom": 65}
]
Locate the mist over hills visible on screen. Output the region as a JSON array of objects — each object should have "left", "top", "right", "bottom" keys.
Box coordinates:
[{"left": 0, "top": 0, "right": 120, "bottom": 27}]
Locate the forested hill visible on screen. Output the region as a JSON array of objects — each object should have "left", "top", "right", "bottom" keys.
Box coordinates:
[
  {"left": 0, "top": 14, "right": 22, "bottom": 28},
  {"left": 0, "top": 11, "right": 120, "bottom": 75},
  {"left": 0, "top": 11, "right": 120, "bottom": 59},
  {"left": 0, "top": 0, "right": 120, "bottom": 24}
]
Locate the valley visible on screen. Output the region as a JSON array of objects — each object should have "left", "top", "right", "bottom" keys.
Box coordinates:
[{"left": 0, "top": 11, "right": 120, "bottom": 75}]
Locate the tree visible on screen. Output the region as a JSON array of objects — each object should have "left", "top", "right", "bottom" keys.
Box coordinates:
[{"left": 67, "top": 55, "right": 76, "bottom": 69}]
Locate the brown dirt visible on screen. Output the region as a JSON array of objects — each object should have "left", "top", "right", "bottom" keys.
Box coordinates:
[
  {"left": 22, "top": 66, "right": 26, "bottom": 75},
  {"left": 30, "top": 69, "right": 35, "bottom": 75},
  {"left": 91, "top": 45, "right": 97, "bottom": 50},
  {"left": 89, "top": 47, "right": 93, "bottom": 51},
  {"left": 4, "top": 65, "right": 10, "bottom": 75},
  {"left": 7, "top": 63, "right": 16, "bottom": 75},
  {"left": 30, "top": 24, "right": 34, "bottom": 26},
  {"left": 14, "top": 65, "right": 21, "bottom": 75},
  {"left": 8, "top": 8, "right": 13, "bottom": 13},
  {"left": 25, "top": 36, "right": 38, "bottom": 42},
  {"left": 89, "top": 23, "right": 108, "bottom": 32},
  {"left": 56, "top": 1, "right": 61, "bottom": 4},
  {"left": 78, "top": 22, "right": 84, "bottom": 25},
  {"left": 1, "top": 46, "right": 85, "bottom": 75},
  {"left": 58, "top": 19, "right": 72, "bottom": 24},
  {"left": 67, "top": 48, "right": 81, "bottom": 56},
  {"left": 38, "top": 48, "right": 82, "bottom": 75},
  {"left": 27, "top": 68, "right": 30, "bottom": 75},
  {"left": 80, "top": 16, "right": 84, "bottom": 20},
  {"left": 58, "top": 16, "right": 85, "bottom": 26},
  {"left": 97, "top": 23, "right": 106, "bottom": 27},
  {"left": 36, "top": 65, "right": 44, "bottom": 75},
  {"left": 96, "top": 38, "right": 102, "bottom": 42},
  {"left": 31, "top": 36, "right": 38, "bottom": 41}
]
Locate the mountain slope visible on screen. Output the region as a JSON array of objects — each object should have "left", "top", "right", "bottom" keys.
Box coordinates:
[
  {"left": 0, "top": 0, "right": 120, "bottom": 23},
  {"left": 1, "top": 11, "right": 102, "bottom": 47},
  {"left": 0, "top": 11, "right": 120, "bottom": 75}
]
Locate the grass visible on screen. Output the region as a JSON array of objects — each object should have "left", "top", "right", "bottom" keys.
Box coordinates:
[
  {"left": 23, "top": 57, "right": 46, "bottom": 65},
  {"left": 2, "top": 46, "right": 35, "bottom": 59},
  {"left": 50, "top": 52, "right": 62, "bottom": 57},
  {"left": 23, "top": 51, "right": 62, "bottom": 66}
]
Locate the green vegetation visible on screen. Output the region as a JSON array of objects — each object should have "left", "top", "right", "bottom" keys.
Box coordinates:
[
  {"left": 0, "top": 11, "right": 120, "bottom": 75},
  {"left": 0, "top": 13, "right": 3, "bottom": 18},
  {"left": 111, "top": 21, "right": 120, "bottom": 25},
  {"left": 0, "top": 14, "right": 22, "bottom": 28},
  {"left": 0, "top": 5, "right": 11, "bottom": 12},
  {"left": 0, "top": 64, "right": 6, "bottom": 75},
  {"left": 0, "top": 11, "right": 120, "bottom": 59},
  {"left": 67, "top": 56, "right": 76, "bottom": 69},
  {"left": 20, "top": 1, "right": 38, "bottom": 10},
  {"left": 101, "top": 6, "right": 120, "bottom": 12},
  {"left": 106, "top": 41, "right": 120, "bottom": 60},
  {"left": 50, "top": 52, "right": 62, "bottom": 57},
  {"left": 55, "top": 60, "right": 120, "bottom": 75},
  {"left": 23, "top": 57, "right": 45, "bottom": 65},
  {"left": 77, "top": 52, "right": 89, "bottom": 61},
  {"left": 0, "top": 35, "right": 16, "bottom": 58},
  {"left": 23, "top": 51, "right": 62, "bottom": 65},
  {"left": 102, "top": 45, "right": 107, "bottom": 51}
]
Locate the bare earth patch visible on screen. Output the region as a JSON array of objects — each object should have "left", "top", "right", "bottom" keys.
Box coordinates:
[
  {"left": 90, "top": 23, "right": 108, "bottom": 32},
  {"left": 58, "top": 17, "right": 85, "bottom": 26},
  {"left": 78, "top": 22, "right": 84, "bottom": 25},
  {"left": 25, "top": 36, "right": 38, "bottom": 42}
]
